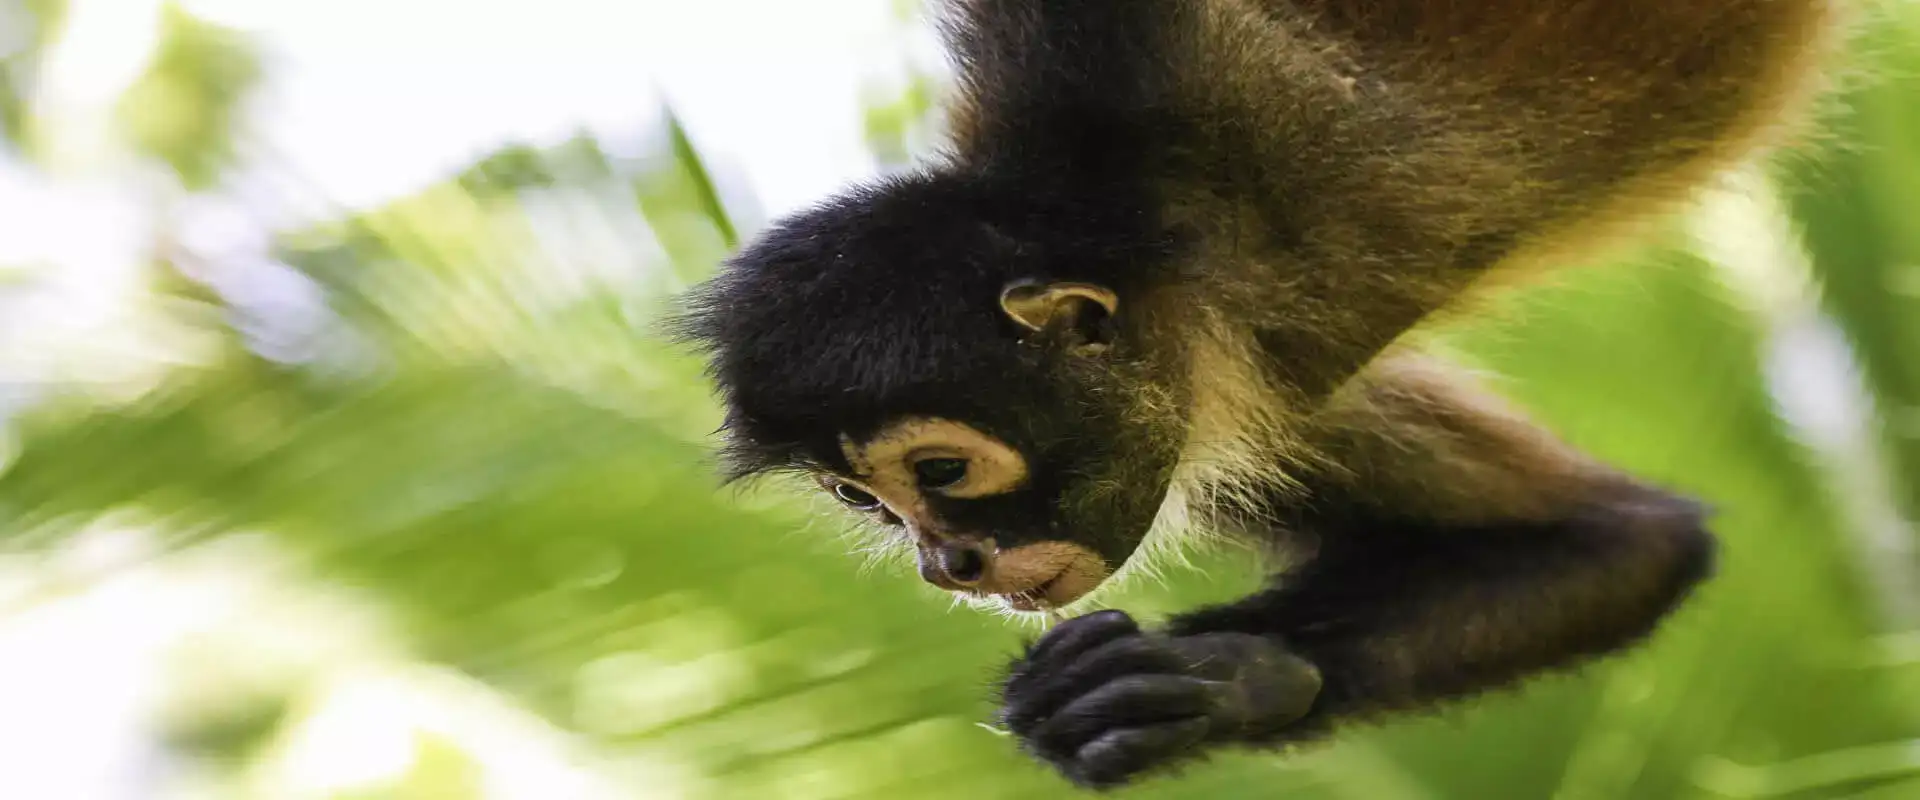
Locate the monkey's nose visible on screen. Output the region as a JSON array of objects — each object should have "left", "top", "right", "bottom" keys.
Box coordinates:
[{"left": 920, "top": 541, "right": 990, "bottom": 588}]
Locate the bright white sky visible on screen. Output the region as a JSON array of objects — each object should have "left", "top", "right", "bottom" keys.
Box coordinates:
[
  {"left": 189, "top": 0, "right": 921, "bottom": 215},
  {"left": 3, "top": 0, "right": 921, "bottom": 223}
]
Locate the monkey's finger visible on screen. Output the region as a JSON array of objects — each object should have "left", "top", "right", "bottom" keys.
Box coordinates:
[
  {"left": 1026, "top": 675, "right": 1211, "bottom": 760},
  {"left": 1020, "top": 609, "right": 1137, "bottom": 668},
  {"left": 1070, "top": 717, "right": 1211, "bottom": 790},
  {"left": 1001, "top": 635, "right": 1188, "bottom": 734}
]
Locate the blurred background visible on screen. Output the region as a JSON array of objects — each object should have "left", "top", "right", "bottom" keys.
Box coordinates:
[{"left": 1, "top": 0, "right": 1917, "bottom": 797}]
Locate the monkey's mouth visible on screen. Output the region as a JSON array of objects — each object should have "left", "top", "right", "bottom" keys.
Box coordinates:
[
  {"left": 954, "top": 540, "right": 1111, "bottom": 614},
  {"left": 996, "top": 572, "right": 1071, "bottom": 613},
  {"left": 986, "top": 555, "right": 1110, "bottom": 613}
]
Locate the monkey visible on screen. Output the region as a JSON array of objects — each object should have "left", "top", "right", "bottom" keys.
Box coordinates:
[{"left": 672, "top": 0, "right": 1846, "bottom": 789}]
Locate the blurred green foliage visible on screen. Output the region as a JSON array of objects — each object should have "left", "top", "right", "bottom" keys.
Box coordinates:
[
  {"left": 1, "top": 3, "right": 1918, "bottom": 799},
  {"left": 1780, "top": 6, "right": 1920, "bottom": 524},
  {"left": 116, "top": 2, "right": 260, "bottom": 190},
  {"left": 0, "top": 0, "right": 65, "bottom": 152}
]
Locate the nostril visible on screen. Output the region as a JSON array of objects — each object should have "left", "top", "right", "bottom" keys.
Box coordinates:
[{"left": 940, "top": 543, "right": 988, "bottom": 585}]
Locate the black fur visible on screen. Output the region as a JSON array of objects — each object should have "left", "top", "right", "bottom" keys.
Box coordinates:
[{"left": 674, "top": 173, "right": 1175, "bottom": 480}]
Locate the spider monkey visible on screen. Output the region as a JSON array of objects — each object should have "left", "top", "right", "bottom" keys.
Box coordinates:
[{"left": 675, "top": 0, "right": 1846, "bottom": 789}]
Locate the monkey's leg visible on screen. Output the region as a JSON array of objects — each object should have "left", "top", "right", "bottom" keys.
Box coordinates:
[{"left": 998, "top": 356, "right": 1714, "bottom": 787}]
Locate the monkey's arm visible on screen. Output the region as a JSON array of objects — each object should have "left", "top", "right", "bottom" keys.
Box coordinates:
[
  {"left": 1169, "top": 356, "right": 1716, "bottom": 733},
  {"left": 999, "top": 357, "right": 1715, "bottom": 787},
  {"left": 1168, "top": 488, "right": 1712, "bottom": 739}
]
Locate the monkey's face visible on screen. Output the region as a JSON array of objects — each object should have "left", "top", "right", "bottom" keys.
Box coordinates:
[
  {"left": 777, "top": 280, "right": 1184, "bottom": 615},
  {"left": 675, "top": 175, "right": 1187, "bottom": 614},
  {"left": 693, "top": 275, "right": 1183, "bottom": 614},
  {"left": 813, "top": 417, "right": 1112, "bottom": 612}
]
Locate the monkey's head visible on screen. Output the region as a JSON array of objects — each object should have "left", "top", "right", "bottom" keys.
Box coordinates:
[{"left": 675, "top": 172, "right": 1191, "bottom": 615}]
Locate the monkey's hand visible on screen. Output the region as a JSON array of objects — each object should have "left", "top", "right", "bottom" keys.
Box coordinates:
[{"left": 997, "top": 609, "right": 1322, "bottom": 789}]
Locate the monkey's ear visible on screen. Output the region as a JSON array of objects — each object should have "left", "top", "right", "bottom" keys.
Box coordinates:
[{"left": 999, "top": 280, "right": 1119, "bottom": 353}]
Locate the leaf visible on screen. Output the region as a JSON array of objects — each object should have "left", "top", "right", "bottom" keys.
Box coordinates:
[
  {"left": 633, "top": 109, "right": 739, "bottom": 284},
  {"left": 1776, "top": 3, "right": 1920, "bottom": 525}
]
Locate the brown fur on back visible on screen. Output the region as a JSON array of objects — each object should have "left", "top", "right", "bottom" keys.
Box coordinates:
[
  {"left": 1195, "top": 0, "right": 1833, "bottom": 332},
  {"left": 1089, "top": 0, "right": 1848, "bottom": 519}
]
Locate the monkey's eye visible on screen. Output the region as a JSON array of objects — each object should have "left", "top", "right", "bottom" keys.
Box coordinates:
[
  {"left": 913, "top": 458, "right": 968, "bottom": 490},
  {"left": 831, "top": 483, "right": 882, "bottom": 511}
]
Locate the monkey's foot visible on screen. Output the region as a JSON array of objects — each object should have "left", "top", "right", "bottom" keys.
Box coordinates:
[{"left": 996, "top": 610, "right": 1321, "bottom": 789}]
